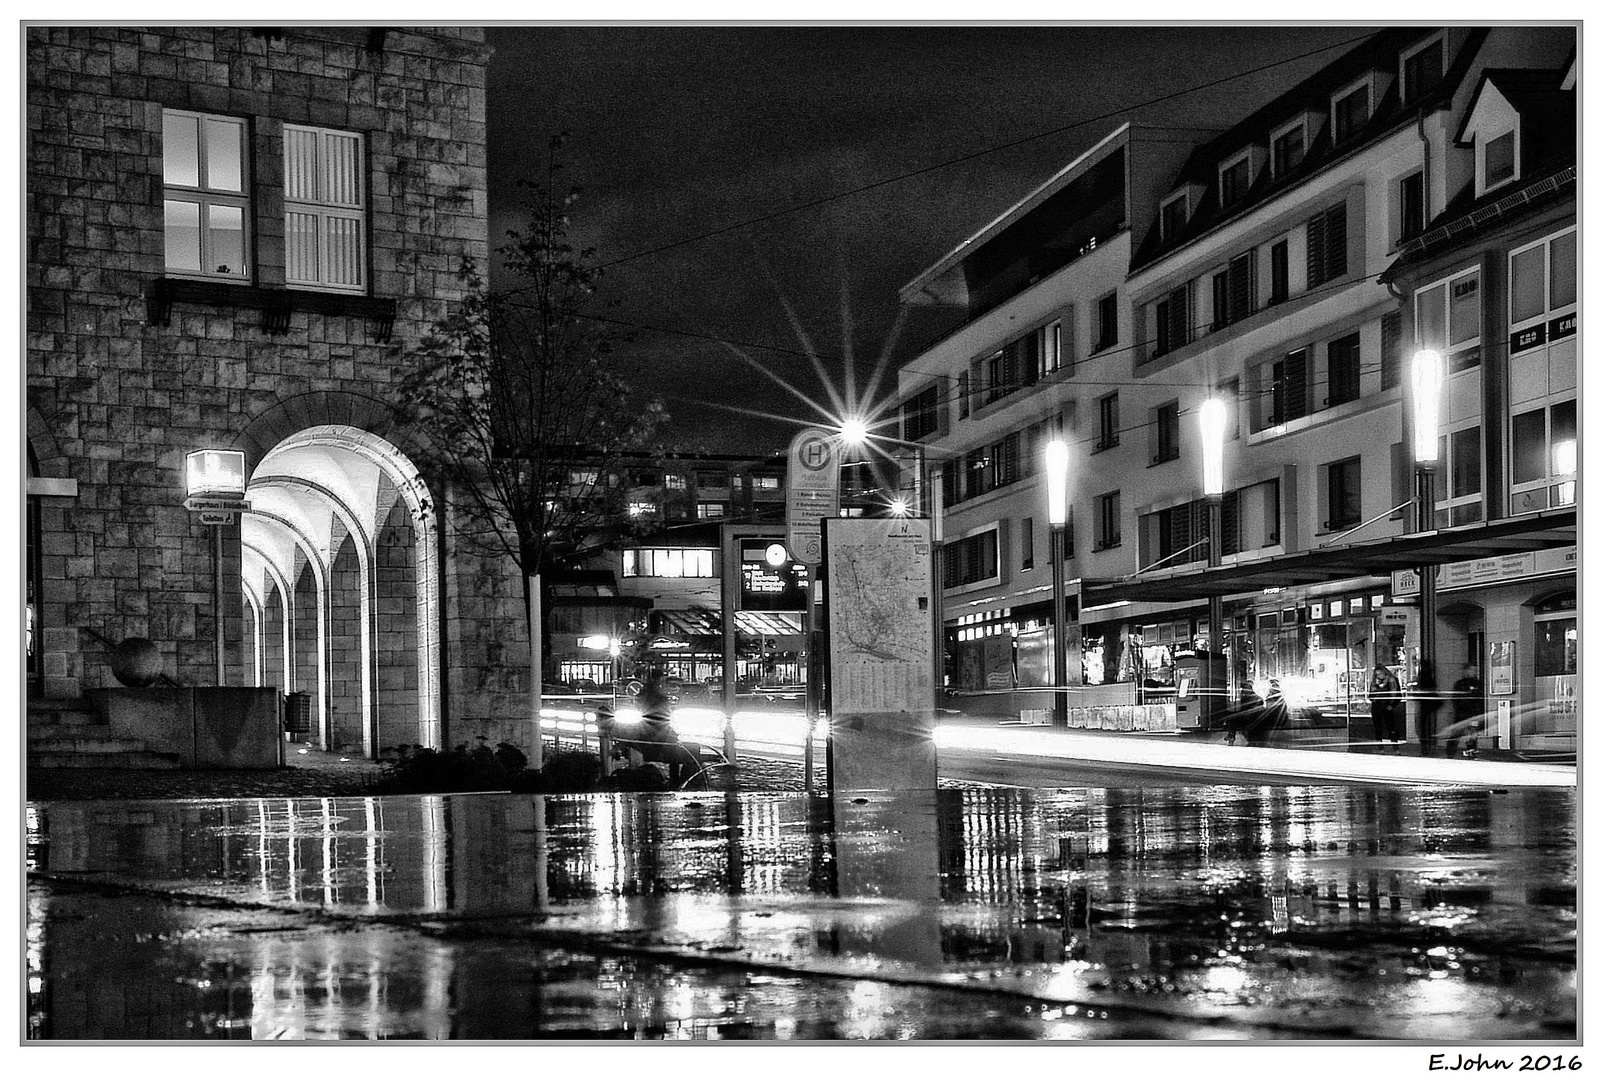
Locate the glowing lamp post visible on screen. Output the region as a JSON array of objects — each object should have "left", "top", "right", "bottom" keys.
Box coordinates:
[
  {"left": 1045, "top": 439, "right": 1070, "bottom": 728},
  {"left": 1411, "top": 348, "right": 1444, "bottom": 679},
  {"left": 184, "top": 449, "right": 248, "bottom": 686},
  {"left": 1198, "top": 398, "right": 1229, "bottom": 721}
]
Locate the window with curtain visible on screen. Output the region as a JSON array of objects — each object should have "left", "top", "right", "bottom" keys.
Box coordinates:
[{"left": 283, "top": 124, "right": 367, "bottom": 292}]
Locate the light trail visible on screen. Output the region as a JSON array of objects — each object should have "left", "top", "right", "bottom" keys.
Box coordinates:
[{"left": 536, "top": 699, "right": 1574, "bottom": 788}]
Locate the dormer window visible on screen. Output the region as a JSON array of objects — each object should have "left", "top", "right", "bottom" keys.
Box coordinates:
[
  {"left": 1219, "top": 154, "right": 1251, "bottom": 208},
  {"left": 1332, "top": 80, "right": 1372, "bottom": 144},
  {"left": 1401, "top": 34, "right": 1445, "bottom": 105},
  {"left": 1271, "top": 121, "right": 1305, "bottom": 177},
  {"left": 1160, "top": 193, "right": 1189, "bottom": 243},
  {"left": 1483, "top": 129, "right": 1518, "bottom": 191}
]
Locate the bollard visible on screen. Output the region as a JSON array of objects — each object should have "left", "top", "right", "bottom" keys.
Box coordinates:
[
  {"left": 804, "top": 720, "right": 814, "bottom": 794},
  {"left": 599, "top": 733, "right": 613, "bottom": 777}
]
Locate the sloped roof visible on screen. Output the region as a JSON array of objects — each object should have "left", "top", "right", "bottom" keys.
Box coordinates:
[{"left": 1131, "top": 28, "right": 1488, "bottom": 272}]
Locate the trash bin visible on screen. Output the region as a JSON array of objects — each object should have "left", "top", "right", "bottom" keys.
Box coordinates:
[{"left": 284, "top": 691, "right": 312, "bottom": 735}]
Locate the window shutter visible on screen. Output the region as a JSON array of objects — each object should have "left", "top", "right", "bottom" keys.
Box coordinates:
[
  {"left": 1229, "top": 253, "right": 1253, "bottom": 321},
  {"left": 1306, "top": 210, "right": 1327, "bottom": 286},
  {"left": 1324, "top": 203, "right": 1347, "bottom": 279},
  {"left": 1380, "top": 310, "right": 1402, "bottom": 390},
  {"left": 1171, "top": 286, "right": 1190, "bottom": 347},
  {"left": 1221, "top": 490, "right": 1241, "bottom": 555}
]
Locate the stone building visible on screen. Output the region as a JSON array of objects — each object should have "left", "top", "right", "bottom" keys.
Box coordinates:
[{"left": 26, "top": 26, "right": 532, "bottom": 756}]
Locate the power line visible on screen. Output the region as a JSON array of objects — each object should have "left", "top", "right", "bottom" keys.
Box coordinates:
[{"left": 592, "top": 32, "right": 1375, "bottom": 271}]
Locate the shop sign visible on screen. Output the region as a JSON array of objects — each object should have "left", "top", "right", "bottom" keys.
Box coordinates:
[
  {"left": 1380, "top": 606, "right": 1411, "bottom": 626},
  {"left": 1550, "top": 674, "right": 1577, "bottom": 717},
  {"left": 1391, "top": 546, "right": 1575, "bottom": 598},
  {"left": 1549, "top": 312, "right": 1577, "bottom": 342},
  {"left": 1509, "top": 323, "right": 1547, "bottom": 354},
  {"left": 1490, "top": 641, "right": 1516, "bottom": 696}
]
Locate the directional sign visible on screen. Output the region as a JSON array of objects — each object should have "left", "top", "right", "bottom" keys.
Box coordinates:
[
  {"left": 198, "top": 510, "right": 237, "bottom": 526},
  {"left": 785, "top": 427, "right": 840, "bottom": 566},
  {"left": 184, "top": 496, "right": 251, "bottom": 513}
]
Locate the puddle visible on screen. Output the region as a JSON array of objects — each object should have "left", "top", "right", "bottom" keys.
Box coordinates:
[{"left": 27, "top": 785, "right": 1576, "bottom": 1040}]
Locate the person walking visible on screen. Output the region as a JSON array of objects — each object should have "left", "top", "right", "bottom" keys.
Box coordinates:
[
  {"left": 1369, "top": 665, "right": 1404, "bottom": 749},
  {"left": 1412, "top": 662, "right": 1442, "bottom": 756},
  {"left": 1224, "top": 681, "right": 1263, "bottom": 746},
  {"left": 1445, "top": 663, "right": 1484, "bottom": 758}
]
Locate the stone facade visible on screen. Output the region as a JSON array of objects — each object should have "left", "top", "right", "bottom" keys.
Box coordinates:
[{"left": 27, "top": 26, "right": 533, "bottom": 755}]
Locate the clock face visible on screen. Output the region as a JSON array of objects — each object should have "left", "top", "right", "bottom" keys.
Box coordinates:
[{"left": 765, "top": 543, "right": 788, "bottom": 567}]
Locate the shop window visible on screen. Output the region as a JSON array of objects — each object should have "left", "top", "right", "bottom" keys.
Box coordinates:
[
  {"left": 1510, "top": 229, "right": 1577, "bottom": 328},
  {"left": 283, "top": 124, "right": 366, "bottom": 292},
  {"left": 696, "top": 502, "right": 725, "bottom": 520},
  {"left": 163, "top": 109, "right": 250, "bottom": 281},
  {"left": 1326, "top": 332, "right": 1361, "bottom": 407},
  {"left": 1535, "top": 597, "right": 1577, "bottom": 678}
]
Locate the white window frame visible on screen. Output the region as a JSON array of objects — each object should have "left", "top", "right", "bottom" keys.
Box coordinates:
[
  {"left": 1217, "top": 150, "right": 1252, "bottom": 207},
  {"left": 1435, "top": 422, "right": 1485, "bottom": 526},
  {"left": 283, "top": 123, "right": 367, "bottom": 293},
  {"left": 1478, "top": 126, "right": 1521, "bottom": 197},
  {"left": 1330, "top": 75, "right": 1374, "bottom": 144},
  {"left": 1414, "top": 266, "right": 1483, "bottom": 371},
  {"left": 623, "top": 547, "right": 716, "bottom": 578},
  {"left": 1506, "top": 228, "right": 1578, "bottom": 514},
  {"left": 1399, "top": 32, "right": 1447, "bottom": 105},
  {"left": 162, "top": 108, "right": 252, "bottom": 282},
  {"left": 1269, "top": 119, "right": 1306, "bottom": 178}
]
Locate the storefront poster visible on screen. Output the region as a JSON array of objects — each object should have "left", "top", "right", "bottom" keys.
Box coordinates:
[{"left": 1490, "top": 641, "right": 1515, "bottom": 696}]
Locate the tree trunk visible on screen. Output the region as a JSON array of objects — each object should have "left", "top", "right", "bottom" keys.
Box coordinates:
[{"left": 528, "top": 571, "right": 543, "bottom": 770}]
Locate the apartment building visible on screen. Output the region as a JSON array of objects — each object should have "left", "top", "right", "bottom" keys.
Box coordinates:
[
  {"left": 894, "top": 124, "right": 1203, "bottom": 709},
  {"left": 26, "top": 27, "right": 509, "bottom": 756},
  {"left": 895, "top": 27, "right": 1577, "bottom": 744},
  {"left": 1378, "top": 55, "right": 1577, "bottom": 750}
]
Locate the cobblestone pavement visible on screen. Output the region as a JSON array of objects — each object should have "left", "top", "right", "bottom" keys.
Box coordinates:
[{"left": 25, "top": 750, "right": 817, "bottom": 802}]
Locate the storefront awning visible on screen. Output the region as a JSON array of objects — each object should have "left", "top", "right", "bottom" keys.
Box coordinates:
[{"left": 1081, "top": 508, "right": 1575, "bottom": 608}]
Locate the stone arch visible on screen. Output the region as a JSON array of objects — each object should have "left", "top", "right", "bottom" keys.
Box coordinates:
[{"left": 242, "top": 422, "right": 442, "bottom": 756}]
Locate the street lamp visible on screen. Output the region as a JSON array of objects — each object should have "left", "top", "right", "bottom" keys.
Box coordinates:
[
  {"left": 1198, "top": 397, "right": 1229, "bottom": 721},
  {"left": 1044, "top": 438, "right": 1070, "bottom": 728},
  {"left": 1411, "top": 348, "right": 1444, "bottom": 680},
  {"left": 183, "top": 448, "right": 248, "bottom": 686}
]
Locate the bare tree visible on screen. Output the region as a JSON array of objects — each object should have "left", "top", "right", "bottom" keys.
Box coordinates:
[{"left": 400, "top": 136, "right": 667, "bottom": 760}]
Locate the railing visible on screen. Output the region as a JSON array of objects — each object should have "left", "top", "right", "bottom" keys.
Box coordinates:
[{"left": 1318, "top": 499, "right": 1415, "bottom": 547}]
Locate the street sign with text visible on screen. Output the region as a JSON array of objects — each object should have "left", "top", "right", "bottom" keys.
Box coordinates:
[{"left": 785, "top": 427, "right": 840, "bottom": 566}]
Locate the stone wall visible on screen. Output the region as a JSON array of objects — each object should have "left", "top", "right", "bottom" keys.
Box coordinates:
[{"left": 27, "top": 27, "right": 529, "bottom": 751}]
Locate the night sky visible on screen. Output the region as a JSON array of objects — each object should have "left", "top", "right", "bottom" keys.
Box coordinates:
[{"left": 483, "top": 25, "right": 1371, "bottom": 454}]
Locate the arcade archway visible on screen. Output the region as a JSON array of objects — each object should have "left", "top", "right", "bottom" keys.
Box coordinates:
[{"left": 240, "top": 425, "right": 440, "bottom": 756}]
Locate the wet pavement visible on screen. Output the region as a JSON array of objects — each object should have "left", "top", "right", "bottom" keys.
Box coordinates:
[{"left": 26, "top": 782, "right": 1576, "bottom": 1041}]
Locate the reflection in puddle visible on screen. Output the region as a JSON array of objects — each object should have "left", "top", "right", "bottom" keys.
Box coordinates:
[{"left": 27, "top": 785, "right": 1575, "bottom": 1040}]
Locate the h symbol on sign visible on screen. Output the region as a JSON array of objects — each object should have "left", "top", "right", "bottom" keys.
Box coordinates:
[{"left": 801, "top": 440, "right": 829, "bottom": 468}]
